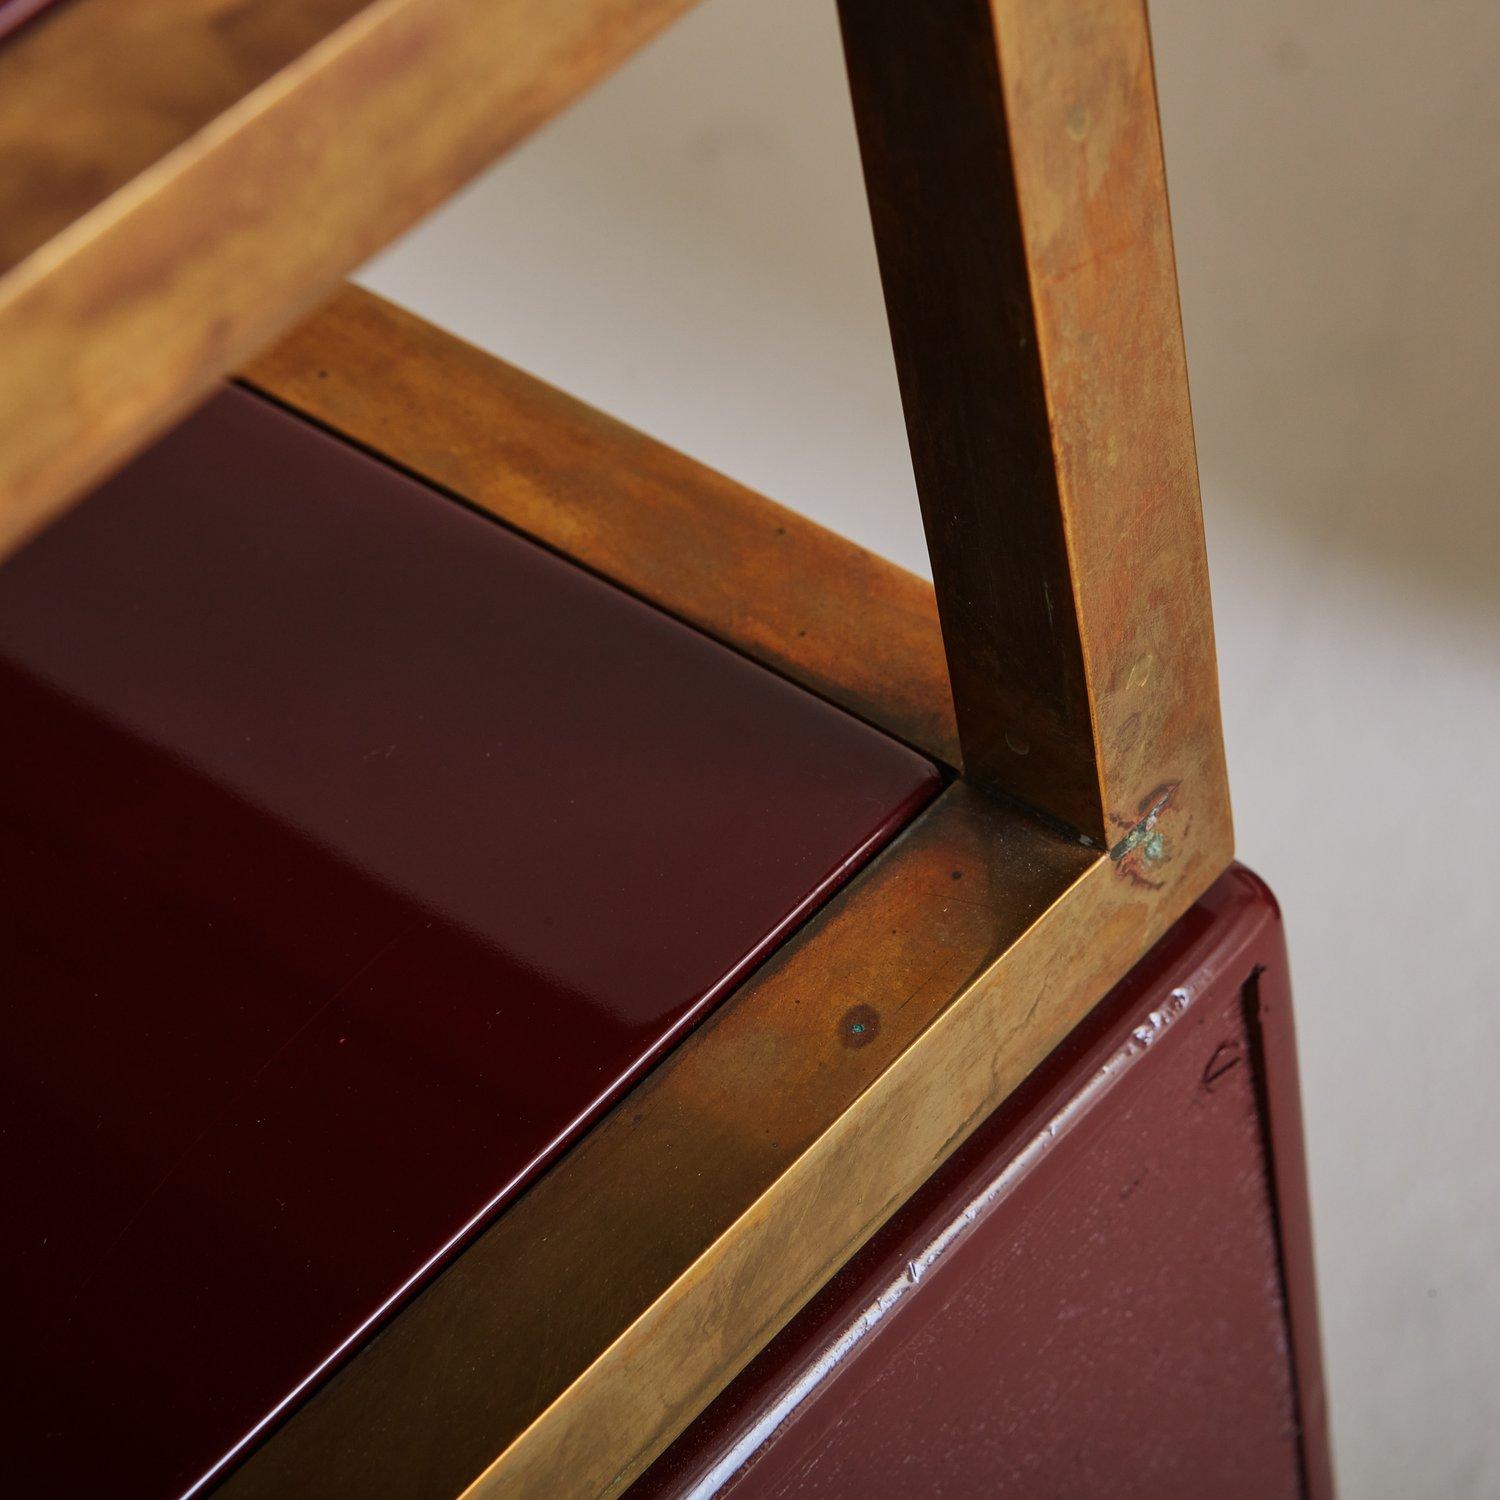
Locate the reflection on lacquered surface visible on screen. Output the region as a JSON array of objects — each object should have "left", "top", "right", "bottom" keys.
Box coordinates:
[{"left": 0, "top": 389, "right": 938, "bottom": 1497}]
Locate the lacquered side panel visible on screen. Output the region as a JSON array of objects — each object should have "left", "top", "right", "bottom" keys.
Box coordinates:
[
  {"left": 0, "top": 388, "right": 938, "bottom": 1498},
  {"left": 636, "top": 865, "right": 1332, "bottom": 1499}
]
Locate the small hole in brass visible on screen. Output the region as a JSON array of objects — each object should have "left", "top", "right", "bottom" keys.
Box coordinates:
[{"left": 841, "top": 1004, "right": 880, "bottom": 1048}]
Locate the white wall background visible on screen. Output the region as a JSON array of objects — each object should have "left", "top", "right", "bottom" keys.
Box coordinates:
[{"left": 359, "top": 2, "right": 1500, "bottom": 1492}]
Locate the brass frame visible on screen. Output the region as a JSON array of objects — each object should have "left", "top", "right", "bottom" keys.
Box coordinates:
[
  {"left": 6, "top": 0, "right": 1233, "bottom": 1494},
  {"left": 227, "top": 93, "right": 1230, "bottom": 1482},
  {"left": 841, "top": 0, "right": 1226, "bottom": 851},
  {"left": 0, "top": 0, "right": 694, "bottom": 559}
]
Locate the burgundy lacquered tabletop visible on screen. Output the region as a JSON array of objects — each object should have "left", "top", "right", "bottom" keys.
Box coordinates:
[{"left": 0, "top": 388, "right": 939, "bottom": 1498}]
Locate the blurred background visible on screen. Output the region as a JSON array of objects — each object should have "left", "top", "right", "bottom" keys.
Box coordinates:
[{"left": 357, "top": 2, "right": 1500, "bottom": 1493}]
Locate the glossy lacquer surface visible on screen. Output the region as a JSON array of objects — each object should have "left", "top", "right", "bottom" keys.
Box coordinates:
[
  {"left": 0, "top": 0, "right": 56, "bottom": 47},
  {"left": 0, "top": 388, "right": 939, "bottom": 1499}
]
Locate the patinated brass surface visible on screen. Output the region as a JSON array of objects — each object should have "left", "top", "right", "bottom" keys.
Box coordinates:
[
  {"left": 0, "top": 0, "right": 695, "bottom": 559},
  {"left": 840, "top": 0, "right": 1228, "bottom": 853}
]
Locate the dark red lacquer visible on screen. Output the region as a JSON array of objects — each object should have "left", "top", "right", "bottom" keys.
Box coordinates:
[
  {"left": 636, "top": 865, "right": 1332, "bottom": 1500},
  {"left": 0, "top": 388, "right": 939, "bottom": 1498},
  {"left": 0, "top": 0, "right": 58, "bottom": 46}
]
